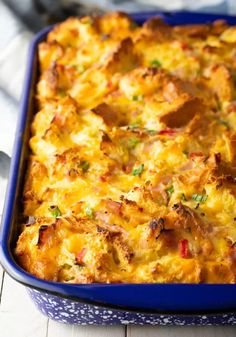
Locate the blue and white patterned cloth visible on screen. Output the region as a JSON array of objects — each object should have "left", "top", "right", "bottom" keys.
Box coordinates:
[{"left": 0, "top": 0, "right": 236, "bottom": 211}]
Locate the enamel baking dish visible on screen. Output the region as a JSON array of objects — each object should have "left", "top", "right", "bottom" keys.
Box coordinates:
[{"left": 1, "top": 11, "right": 236, "bottom": 325}]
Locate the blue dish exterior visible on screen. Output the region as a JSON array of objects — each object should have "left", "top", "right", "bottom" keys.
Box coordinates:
[
  {"left": 27, "top": 288, "right": 236, "bottom": 325},
  {"left": 1, "top": 11, "right": 236, "bottom": 325}
]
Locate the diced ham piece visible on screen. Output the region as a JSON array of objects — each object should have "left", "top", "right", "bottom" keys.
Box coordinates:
[
  {"left": 106, "top": 199, "right": 122, "bottom": 215},
  {"left": 76, "top": 248, "right": 87, "bottom": 265}
]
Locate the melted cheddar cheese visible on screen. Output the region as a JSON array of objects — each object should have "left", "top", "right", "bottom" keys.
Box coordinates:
[{"left": 15, "top": 12, "right": 236, "bottom": 283}]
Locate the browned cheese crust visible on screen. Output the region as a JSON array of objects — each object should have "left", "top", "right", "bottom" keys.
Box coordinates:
[{"left": 15, "top": 12, "right": 236, "bottom": 283}]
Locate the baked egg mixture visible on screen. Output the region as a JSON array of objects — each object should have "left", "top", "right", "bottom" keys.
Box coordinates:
[{"left": 15, "top": 12, "right": 236, "bottom": 284}]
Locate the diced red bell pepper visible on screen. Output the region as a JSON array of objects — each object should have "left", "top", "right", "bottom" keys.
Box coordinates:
[
  {"left": 159, "top": 128, "right": 176, "bottom": 136},
  {"left": 99, "top": 175, "right": 107, "bottom": 182},
  {"left": 189, "top": 151, "right": 204, "bottom": 159},
  {"left": 179, "top": 239, "right": 189, "bottom": 258}
]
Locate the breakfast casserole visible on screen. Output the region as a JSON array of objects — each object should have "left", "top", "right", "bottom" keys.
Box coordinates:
[{"left": 15, "top": 12, "right": 236, "bottom": 284}]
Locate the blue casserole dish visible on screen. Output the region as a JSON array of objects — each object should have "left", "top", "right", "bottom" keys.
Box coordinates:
[{"left": 1, "top": 11, "right": 236, "bottom": 325}]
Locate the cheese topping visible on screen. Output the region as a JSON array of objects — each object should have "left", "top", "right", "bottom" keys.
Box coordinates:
[{"left": 15, "top": 12, "right": 236, "bottom": 283}]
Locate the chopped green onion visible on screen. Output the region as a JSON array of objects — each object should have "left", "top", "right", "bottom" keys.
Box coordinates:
[
  {"left": 130, "top": 22, "right": 138, "bottom": 30},
  {"left": 128, "top": 137, "right": 140, "bottom": 149},
  {"left": 62, "top": 263, "right": 72, "bottom": 270},
  {"left": 132, "top": 163, "right": 144, "bottom": 176},
  {"left": 197, "top": 68, "right": 202, "bottom": 76},
  {"left": 69, "top": 64, "right": 85, "bottom": 73},
  {"left": 181, "top": 193, "right": 187, "bottom": 201},
  {"left": 76, "top": 64, "right": 86, "bottom": 73},
  {"left": 132, "top": 95, "right": 143, "bottom": 102},
  {"left": 166, "top": 185, "right": 174, "bottom": 196},
  {"left": 216, "top": 101, "right": 222, "bottom": 111},
  {"left": 78, "top": 160, "right": 90, "bottom": 172},
  {"left": 57, "top": 90, "right": 66, "bottom": 97},
  {"left": 218, "top": 119, "right": 230, "bottom": 129},
  {"left": 147, "top": 129, "right": 157, "bottom": 135},
  {"left": 128, "top": 123, "right": 140, "bottom": 130},
  {"left": 85, "top": 205, "right": 94, "bottom": 219},
  {"left": 192, "top": 194, "right": 208, "bottom": 203},
  {"left": 82, "top": 17, "right": 93, "bottom": 25},
  {"left": 75, "top": 264, "right": 84, "bottom": 269},
  {"left": 183, "top": 150, "right": 189, "bottom": 157},
  {"left": 150, "top": 59, "right": 162, "bottom": 68},
  {"left": 49, "top": 205, "right": 62, "bottom": 218}
]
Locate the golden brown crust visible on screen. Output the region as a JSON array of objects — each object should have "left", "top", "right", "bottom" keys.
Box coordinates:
[{"left": 15, "top": 12, "right": 236, "bottom": 284}]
